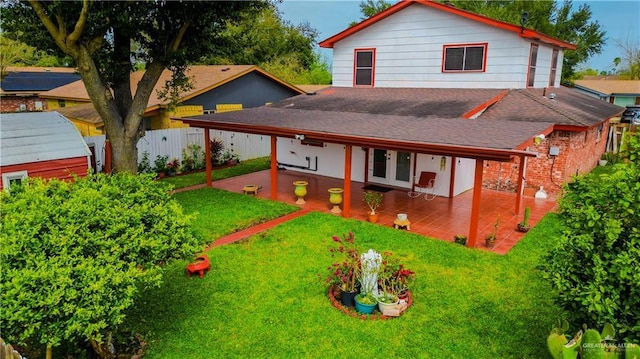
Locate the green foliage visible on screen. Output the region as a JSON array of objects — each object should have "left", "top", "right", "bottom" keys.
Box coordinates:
[
  {"left": 539, "top": 152, "right": 640, "bottom": 342},
  {"left": 180, "top": 144, "right": 205, "bottom": 172},
  {"left": 0, "top": 34, "right": 67, "bottom": 77},
  {"left": 200, "top": 5, "right": 330, "bottom": 84},
  {"left": 582, "top": 328, "right": 605, "bottom": 359},
  {"left": 153, "top": 154, "right": 169, "bottom": 173},
  {"left": 450, "top": 0, "right": 606, "bottom": 81},
  {"left": 137, "top": 151, "right": 154, "bottom": 174},
  {"left": 0, "top": 173, "right": 202, "bottom": 351}
]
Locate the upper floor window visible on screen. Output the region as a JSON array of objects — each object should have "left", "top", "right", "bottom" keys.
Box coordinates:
[
  {"left": 442, "top": 43, "right": 487, "bottom": 72},
  {"left": 527, "top": 44, "right": 539, "bottom": 87},
  {"left": 549, "top": 49, "right": 559, "bottom": 87},
  {"left": 2, "top": 170, "right": 28, "bottom": 192},
  {"left": 58, "top": 99, "right": 66, "bottom": 108},
  {"left": 354, "top": 49, "right": 375, "bottom": 87}
]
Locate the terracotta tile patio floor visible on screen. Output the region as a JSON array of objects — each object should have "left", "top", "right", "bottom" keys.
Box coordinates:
[{"left": 197, "top": 169, "right": 558, "bottom": 255}]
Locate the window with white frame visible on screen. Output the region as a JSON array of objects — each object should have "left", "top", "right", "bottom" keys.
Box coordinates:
[
  {"left": 527, "top": 44, "right": 539, "bottom": 87},
  {"left": 442, "top": 43, "right": 487, "bottom": 72},
  {"left": 549, "top": 49, "right": 559, "bottom": 87},
  {"left": 353, "top": 49, "right": 375, "bottom": 87},
  {"left": 2, "top": 170, "right": 28, "bottom": 191}
]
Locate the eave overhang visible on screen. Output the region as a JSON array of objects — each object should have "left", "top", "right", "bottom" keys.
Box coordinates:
[{"left": 177, "top": 117, "right": 537, "bottom": 162}]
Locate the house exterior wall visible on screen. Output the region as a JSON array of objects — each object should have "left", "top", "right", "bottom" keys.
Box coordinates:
[
  {"left": 70, "top": 119, "right": 104, "bottom": 137},
  {"left": 46, "top": 99, "right": 88, "bottom": 110},
  {"left": 276, "top": 139, "right": 366, "bottom": 182},
  {"left": 331, "top": 4, "right": 562, "bottom": 89},
  {"left": 0, "top": 156, "right": 89, "bottom": 190},
  {"left": 183, "top": 72, "right": 300, "bottom": 111},
  {"left": 0, "top": 96, "right": 47, "bottom": 113},
  {"left": 482, "top": 123, "right": 609, "bottom": 195}
]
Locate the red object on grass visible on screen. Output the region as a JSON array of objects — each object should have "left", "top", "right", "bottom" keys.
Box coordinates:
[{"left": 186, "top": 254, "right": 210, "bottom": 278}]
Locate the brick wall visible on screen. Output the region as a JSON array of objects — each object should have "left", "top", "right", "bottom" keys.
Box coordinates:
[
  {"left": 483, "top": 123, "right": 609, "bottom": 195},
  {"left": 0, "top": 96, "right": 48, "bottom": 113}
]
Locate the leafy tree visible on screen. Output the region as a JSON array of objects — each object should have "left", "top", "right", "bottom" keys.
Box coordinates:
[
  {"left": 359, "top": 0, "right": 393, "bottom": 19},
  {"left": 350, "top": 0, "right": 393, "bottom": 26},
  {"left": 614, "top": 37, "right": 640, "bottom": 80},
  {"left": 201, "top": 5, "right": 330, "bottom": 84},
  {"left": 0, "top": 1, "right": 266, "bottom": 173},
  {"left": 539, "top": 133, "right": 640, "bottom": 342},
  {"left": 0, "top": 173, "right": 203, "bottom": 358},
  {"left": 448, "top": 0, "right": 605, "bottom": 81},
  {"left": 0, "top": 34, "right": 66, "bottom": 78}
]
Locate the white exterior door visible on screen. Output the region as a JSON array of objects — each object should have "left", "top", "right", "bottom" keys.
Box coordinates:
[{"left": 369, "top": 149, "right": 413, "bottom": 188}]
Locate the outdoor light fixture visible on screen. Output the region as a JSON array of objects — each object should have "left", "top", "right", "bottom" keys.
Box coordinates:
[
  {"left": 534, "top": 134, "right": 546, "bottom": 145},
  {"left": 295, "top": 134, "right": 305, "bottom": 140}
]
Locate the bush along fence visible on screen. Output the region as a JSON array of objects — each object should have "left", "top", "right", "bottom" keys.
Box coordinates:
[{"left": 84, "top": 127, "right": 271, "bottom": 173}]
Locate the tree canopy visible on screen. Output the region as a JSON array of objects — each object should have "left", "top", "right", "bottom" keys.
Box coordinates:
[
  {"left": 0, "top": 34, "right": 69, "bottom": 78},
  {"left": 200, "top": 6, "right": 331, "bottom": 85},
  {"left": 0, "top": 1, "right": 267, "bottom": 173}
]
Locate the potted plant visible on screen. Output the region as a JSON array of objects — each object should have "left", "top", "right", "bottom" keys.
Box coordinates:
[
  {"left": 154, "top": 155, "right": 169, "bottom": 178},
  {"left": 377, "top": 254, "right": 400, "bottom": 313},
  {"left": 166, "top": 158, "right": 180, "bottom": 176},
  {"left": 517, "top": 207, "right": 531, "bottom": 232},
  {"left": 485, "top": 215, "right": 501, "bottom": 249},
  {"left": 325, "top": 232, "right": 361, "bottom": 307},
  {"left": 363, "top": 191, "right": 384, "bottom": 223},
  {"left": 453, "top": 234, "right": 467, "bottom": 245}
]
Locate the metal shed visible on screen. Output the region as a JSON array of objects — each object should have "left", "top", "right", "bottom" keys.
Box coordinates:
[{"left": 0, "top": 111, "right": 91, "bottom": 190}]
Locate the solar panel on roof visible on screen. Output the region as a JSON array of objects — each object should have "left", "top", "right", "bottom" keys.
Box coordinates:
[{"left": 1, "top": 72, "right": 81, "bottom": 91}]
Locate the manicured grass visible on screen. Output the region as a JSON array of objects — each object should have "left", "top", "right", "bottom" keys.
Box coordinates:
[
  {"left": 172, "top": 187, "right": 298, "bottom": 242},
  {"left": 125, "top": 204, "right": 564, "bottom": 358},
  {"left": 160, "top": 156, "right": 270, "bottom": 189}
]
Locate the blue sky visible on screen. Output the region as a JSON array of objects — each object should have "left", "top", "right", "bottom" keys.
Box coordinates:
[{"left": 277, "top": 0, "right": 639, "bottom": 73}]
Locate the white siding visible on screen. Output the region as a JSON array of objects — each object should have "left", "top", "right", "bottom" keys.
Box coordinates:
[{"left": 332, "top": 3, "right": 562, "bottom": 89}]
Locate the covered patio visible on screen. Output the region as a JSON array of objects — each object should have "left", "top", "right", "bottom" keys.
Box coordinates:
[{"left": 209, "top": 169, "right": 557, "bottom": 254}]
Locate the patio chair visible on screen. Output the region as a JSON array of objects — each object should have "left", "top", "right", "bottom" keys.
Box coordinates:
[{"left": 408, "top": 171, "right": 436, "bottom": 200}]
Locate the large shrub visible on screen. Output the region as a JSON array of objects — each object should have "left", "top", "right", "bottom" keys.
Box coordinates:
[
  {"left": 540, "top": 134, "right": 640, "bottom": 342},
  {"left": 0, "top": 173, "right": 203, "bottom": 355}
]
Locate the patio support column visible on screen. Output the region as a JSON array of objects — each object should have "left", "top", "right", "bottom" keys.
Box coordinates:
[
  {"left": 343, "top": 145, "right": 352, "bottom": 218},
  {"left": 204, "top": 129, "right": 212, "bottom": 187},
  {"left": 468, "top": 159, "right": 484, "bottom": 247},
  {"left": 363, "top": 148, "right": 369, "bottom": 185},
  {"left": 270, "top": 136, "right": 278, "bottom": 200},
  {"left": 449, "top": 156, "right": 457, "bottom": 198},
  {"left": 515, "top": 155, "right": 526, "bottom": 215}
]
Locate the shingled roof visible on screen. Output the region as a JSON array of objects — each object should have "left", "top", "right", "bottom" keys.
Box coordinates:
[{"left": 178, "top": 85, "right": 622, "bottom": 157}]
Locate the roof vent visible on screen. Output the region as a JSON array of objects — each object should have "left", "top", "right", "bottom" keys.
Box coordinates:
[{"left": 221, "top": 67, "right": 230, "bottom": 72}]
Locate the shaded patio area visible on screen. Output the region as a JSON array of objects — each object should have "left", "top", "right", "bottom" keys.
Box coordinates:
[{"left": 209, "top": 169, "right": 558, "bottom": 254}]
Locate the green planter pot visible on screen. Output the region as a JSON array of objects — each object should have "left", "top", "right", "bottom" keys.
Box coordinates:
[{"left": 354, "top": 294, "right": 378, "bottom": 314}]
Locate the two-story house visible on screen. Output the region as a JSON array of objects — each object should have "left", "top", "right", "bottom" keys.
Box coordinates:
[{"left": 177, "top": 0, "right": 622, "bottom": 246}]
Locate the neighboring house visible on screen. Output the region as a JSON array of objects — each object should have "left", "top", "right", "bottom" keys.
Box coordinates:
[
  {"left": 0, "top": 67, "right": 80, "bottom": 113},
  {"left": 0, "top": 112, "right": 91, "bottom": 191},
  {"left": 572, "top": 79, "right": 640, "bottom": 107},
  {"left": 176, "top": 0, "right": 623, "bottom": 245},
  {"left": 40, "top": 65, "right": 305, "bottom": 134}
]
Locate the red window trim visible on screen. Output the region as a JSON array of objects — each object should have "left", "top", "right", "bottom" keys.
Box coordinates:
[
  {"left": 441, "top": 42, "right": 488, "bottom": 73},
  {"left": 526, "top": 44, "right": 539, "bottom": 88},
  {"left": 353, "top": 48, "right": 376, "bottom": 87},
  {"left": 549, "top": 48, "right": 559, "bottom": 87}
]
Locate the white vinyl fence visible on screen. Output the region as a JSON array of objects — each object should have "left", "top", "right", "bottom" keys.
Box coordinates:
[{"left": 84, "top": 128, "right": 271, "bottom": 172}]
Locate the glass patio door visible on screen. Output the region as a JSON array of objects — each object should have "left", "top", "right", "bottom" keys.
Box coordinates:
[{"left": 369, "top": 149, "right": 412, "bottom": 188}]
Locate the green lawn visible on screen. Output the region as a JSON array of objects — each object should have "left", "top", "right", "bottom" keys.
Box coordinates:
[
  {"left": 160, "top": 156, "right": 270, "bottom": 189},
  {"left": 125, "top": 190, "right": 564, "bottom": 358}
]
